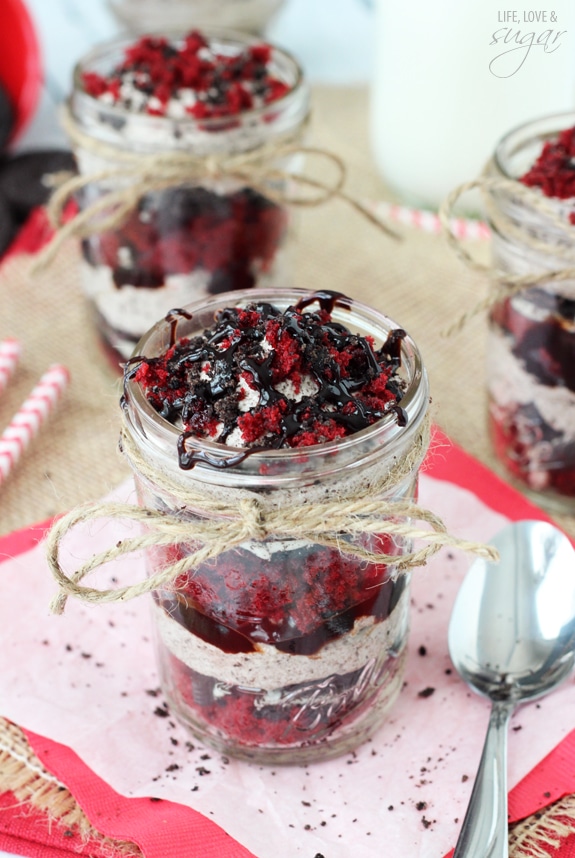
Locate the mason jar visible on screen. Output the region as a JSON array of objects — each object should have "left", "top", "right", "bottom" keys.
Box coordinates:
[
  {"left": 120, "top": 288, "right": 430, "bottom": 763},
  {"left": 108, "top": 0, "right": 285, "bottom": 34},
  {"left": 486, "top": 112, "right": 575, "bottom": 512},
  {"left": 66, "top": 30, "right": 309, "bottom": 367}
]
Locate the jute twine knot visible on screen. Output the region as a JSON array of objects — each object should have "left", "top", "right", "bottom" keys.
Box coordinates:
[
  {"left": 238, "top": 497, "right": 267, "bottom": 541},
  {"left": 30, "top": 103, "right": 399, "bottom": 276},
  {"left": 46, "top": 418, "right": 499, "bottom": 615},
  {"left": 439, "top": 168, "right": 575, "bottom": 335}
]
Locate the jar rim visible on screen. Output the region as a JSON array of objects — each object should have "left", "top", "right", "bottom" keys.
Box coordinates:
[
  {"left": 122, "top": 288, "right": 429, "bottom": 486},
  {"left": 71, "top": 27, "right": 307, "bottom": 135},
  {"left": 493, "top": 110, "right": 575, "bottom": 180}
]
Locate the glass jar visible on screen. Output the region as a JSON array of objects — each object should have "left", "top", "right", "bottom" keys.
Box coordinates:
[
  {"left": 67, "top": 31, "right": 309, "bottom": 367},
  {"left": 120, "top": 288, "right": 430, "bottom": 764},
  {"left": 109, "top": 0, "right": 285, "bottom": 35},
  {"left": 486, "top": 112, "right": 575, "bottom": 512}
]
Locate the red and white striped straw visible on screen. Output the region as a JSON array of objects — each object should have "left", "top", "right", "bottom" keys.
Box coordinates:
[
  {"left": 0, "top": 339, "right": 22, "bottom": 396},
  {"left": 0, "top": 364, "right": 70, "bottom": 485},
  {"left": 373, "top": 200, "right": 491, "bottom": 241}
]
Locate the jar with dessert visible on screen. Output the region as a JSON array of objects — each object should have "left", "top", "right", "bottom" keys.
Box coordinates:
[
  {"left": 117, "top": 287, "right": 430, "bottom": 763},
  {"left": 108, "top": 0, "right": 285, "bottom": 35},
  {"left": 62, "top": 29, "right": 308, "bottom": 366},
  {"left": 484, "top": 112, "right": 575, "bottom": 512}
]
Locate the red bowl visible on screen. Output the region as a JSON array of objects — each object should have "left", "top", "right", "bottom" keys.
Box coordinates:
[{"left": 0, "top": 0, "right": 42, "bottom": 143}]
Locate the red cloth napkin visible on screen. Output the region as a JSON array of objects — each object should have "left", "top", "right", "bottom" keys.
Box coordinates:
[
  {"left": 4, "top": 729, "right": 257, "bottom": 858},
  {"left": 0, "top": 790, "right": 131, "bottom": 858}
]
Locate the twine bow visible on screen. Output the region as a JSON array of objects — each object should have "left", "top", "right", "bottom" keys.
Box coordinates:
[
  {"left": 46, "top": 421, "right": 499, "bottom": 615},
  {"left": 439, "top": 169, "right": 575, "bottom": 334},
  {"left": 31, "top": 103, "right": 400, "bottom": 275}
]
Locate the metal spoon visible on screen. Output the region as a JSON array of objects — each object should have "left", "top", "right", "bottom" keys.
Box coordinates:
[{"left": 448, "top": 519, "right": 575, "bottom": 858}]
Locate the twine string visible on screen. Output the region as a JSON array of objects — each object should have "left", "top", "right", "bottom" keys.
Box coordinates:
[
  {"left": 31, "top": 104, "right": 400, "bottom": 276},
  {"left": 47, "top": 495, "right": 498, "bottom": 616},
  {"left": 46, "top": 420, "right": 498, "bottom": 615},
  {"left": 439, "top": 172, "right": 575, "bottom": 335}
]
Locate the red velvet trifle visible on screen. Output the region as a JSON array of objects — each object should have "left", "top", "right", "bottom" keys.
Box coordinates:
[
  {"left": 121, "top": 288, "right": 430, "bottom": 762},
  {"left": 66, "top": 29, "right": 308, "bottom": 366},
  {"left": 486, "top": 113, "right": 575, "bottom": 511}
]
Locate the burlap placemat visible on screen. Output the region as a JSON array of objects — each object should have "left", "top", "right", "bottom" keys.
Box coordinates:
[{"left": 0, "top": 85, "right": 574, "bottom": 854}]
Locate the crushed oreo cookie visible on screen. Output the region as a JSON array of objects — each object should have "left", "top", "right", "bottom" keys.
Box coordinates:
[{"left": 129, "top": 290, "right": 407, "bottom": 468}]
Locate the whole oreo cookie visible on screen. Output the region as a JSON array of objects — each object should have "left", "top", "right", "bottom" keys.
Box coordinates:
[
  {"left": 0, "top": 190, "right": 16, "bottom": 257},
  {"left": 0, "top": 83, "right": 14, "bottom": 152},
  {"left": 0, "top": 150, "right": 77, "bottom": 219}
]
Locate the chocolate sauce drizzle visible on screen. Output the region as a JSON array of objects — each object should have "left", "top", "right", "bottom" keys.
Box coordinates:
[
  {"left": 166, "top": 308, "right": 193, "bottom": 348},
  {"left": 126, "top": 291, "right": 409, "bottom": 469},
  {"left": 293, "top": 289, "right": 352, "bottom": 315}
]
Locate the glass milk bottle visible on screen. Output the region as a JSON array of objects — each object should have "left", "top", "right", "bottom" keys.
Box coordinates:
[{"left": 370, "top": 0, "right": 575, "bottom": 209}]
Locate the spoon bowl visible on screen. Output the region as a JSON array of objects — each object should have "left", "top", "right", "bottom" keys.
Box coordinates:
[{"left": 448, "top": 520, "right": 575, "bottom": 858}]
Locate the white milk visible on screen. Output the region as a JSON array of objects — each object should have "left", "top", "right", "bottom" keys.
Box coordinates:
[{"left": 370, "top": 0, "right": 575, "bottom": 209}]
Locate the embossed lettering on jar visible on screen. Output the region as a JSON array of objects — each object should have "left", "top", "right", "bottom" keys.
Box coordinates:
[
  {"left": 68, "top": 30, "right": 309, "bottom": 366},
  {"left": 486, "top": 112, "right": 575, "bottom": 513},
  {"left": 120, "top": 288, "right": 430, "bottom": 763}
]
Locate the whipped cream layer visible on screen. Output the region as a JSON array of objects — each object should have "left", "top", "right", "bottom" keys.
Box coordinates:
[
  {"left": 82, "top": 262, "right": 212, "bottom": 342},
  {"left": 80, "top": 246, "right": 289, "bottom": 360},
  {"left": 487, "top": 326, "right": 575, "bottom": 441}
]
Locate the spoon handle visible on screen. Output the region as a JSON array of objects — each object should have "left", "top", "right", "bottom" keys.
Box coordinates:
[{"left": 453, "top": 699, "right": 514, "bottom": 858}]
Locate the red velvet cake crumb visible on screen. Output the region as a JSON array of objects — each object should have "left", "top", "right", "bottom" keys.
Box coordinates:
[
  {"left": 81, "top": 30, "right": 291, "bottom": 119},
  {"left": 128, "top": 292, "right": 407, "bottom": 466},
  {"left": 520, "top": 125, "right": 575, "bottom": 203}
]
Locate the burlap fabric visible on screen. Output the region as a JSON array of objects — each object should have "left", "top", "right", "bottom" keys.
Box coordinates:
[
  {"left": 0, "top": 86, "right": 574, "bottom": 853},
  {"left": 0, "top": 717, "right": 142, "bottom": 855}
]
